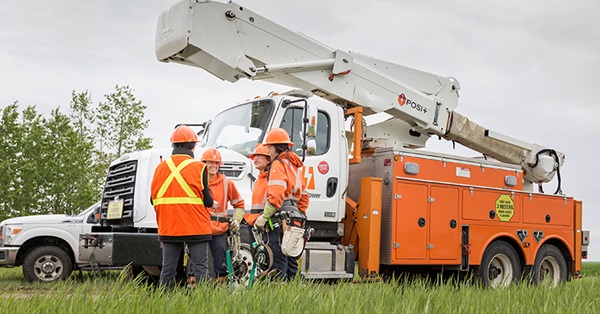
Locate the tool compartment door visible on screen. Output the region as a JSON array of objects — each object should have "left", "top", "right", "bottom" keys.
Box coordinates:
[
  {"left": 393, "top": 182, "right": 428, "bottom": 261},
  {"left": 429, "top": 186, "right": 461, "bottom": 261}
]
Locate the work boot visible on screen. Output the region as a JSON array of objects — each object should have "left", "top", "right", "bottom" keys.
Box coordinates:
[
  {"left": 215, "top": 275, "right": 229, "bottom": 285},
  {"left": 186, "top": 276, "right": 196, "bottom": 289}
]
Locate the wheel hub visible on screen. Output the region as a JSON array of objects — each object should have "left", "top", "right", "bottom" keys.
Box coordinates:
[
  {"left": 41, "top": 261, "right": 56, "bottom": 274},
  {"left": 538, "top": 256, "right": 560, "bottom": 286},
  {"left": 488, "top": 253, "right": 513, "bottom": 288}
]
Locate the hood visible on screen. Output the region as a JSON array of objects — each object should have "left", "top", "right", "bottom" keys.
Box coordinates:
[{"left": 2, "top": 214, "right": 82, "bottom": 225}]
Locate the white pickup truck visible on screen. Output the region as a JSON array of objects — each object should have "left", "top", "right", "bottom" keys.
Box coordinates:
[{"left": 0, "top": 202, "right": 105, "bottom": 282}]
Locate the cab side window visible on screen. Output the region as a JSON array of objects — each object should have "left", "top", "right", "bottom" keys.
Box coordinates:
[{"left": 281, "top": 107, "right": 330, "bottom": 155}]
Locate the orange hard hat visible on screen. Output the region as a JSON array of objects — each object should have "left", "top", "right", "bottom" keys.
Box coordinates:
[
  {"left": 201, "top": 148, "right": 223, "bottom": 164},
  {"left": 170, "top": 125, "right": 199, "bottom": 143},
  {"left": 250, "top": 145, "right": 270, "bottom": 160},
  {"left": 263, "top": 128, "right": 293, "bottom": 146}
]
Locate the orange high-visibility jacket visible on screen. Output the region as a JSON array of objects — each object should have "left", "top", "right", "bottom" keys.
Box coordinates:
[
  {"left": 151, "top": 155, "right": 211, "bottom": 238},
  {"left": 208, "top": 173, "right": 245, "bottom": 235},
  {"left": 267, "top": 151, "right": 309, "bottom": 213},
  {"left": 245, "top": 171, "right": 268, "bottom": 226}
]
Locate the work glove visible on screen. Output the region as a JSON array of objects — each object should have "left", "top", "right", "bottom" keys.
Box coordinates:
[
  {"left": 229, "top": 207, "right": 245, "bottom": 233},
  {"left": 255, "top": 203, "right": 277, "bottom": 230},
  {"left": 263, "top": 202, "right": 277, "bottom": 219},
  {"left": 255, "top": 215, "right": 268, "bottom": 230},
  {"left": 229, "top": 219, "right": 240, "bottom": 233},
  {"left": 232, "top": 207, "right": 245, "bottom": 223}
]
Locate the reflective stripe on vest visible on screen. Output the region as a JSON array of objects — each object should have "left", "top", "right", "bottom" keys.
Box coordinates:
[
  {"left": 153, "top": 158, "right": 204, "bottom": 205},
  {"left": 267, "top": 158, "right": 301, "bottom": 202}
]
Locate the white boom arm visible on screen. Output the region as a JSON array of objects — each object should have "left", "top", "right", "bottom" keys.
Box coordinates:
[{"left": 155, "top": 0, "right": 564, "bottom": 187}]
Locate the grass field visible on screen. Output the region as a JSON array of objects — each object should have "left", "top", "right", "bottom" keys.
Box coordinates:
[{"left": 1, "top": 263, "right": 599, "bottom": 313}]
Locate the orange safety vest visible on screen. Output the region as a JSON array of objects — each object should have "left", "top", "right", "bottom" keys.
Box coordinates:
[
  {"left": 267, "top": 153, "right": 309, "bottom": 213},
  {"left": 208, "top": 173, "right": 245, "bottom": 235},
  {"left": 245, "top": 171, "right": 268, "bottom": 226},
  {"left": 151, "top": 155, "right": 211, "bottom": 237}
]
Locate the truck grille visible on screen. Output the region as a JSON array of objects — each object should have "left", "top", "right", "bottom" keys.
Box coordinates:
[
  {"left": 101, "top": 160, "right": 137, "bottom": 226},
  {"left": 221, "top": 162, "right": 246, "bottom": 179}
]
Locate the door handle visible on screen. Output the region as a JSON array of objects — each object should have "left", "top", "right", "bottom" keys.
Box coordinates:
[{"left": 326, "top": 177, "right": 338, "bottom": 197}]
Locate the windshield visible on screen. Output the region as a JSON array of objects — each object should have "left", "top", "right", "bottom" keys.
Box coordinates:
[
  {"left": 75, "top": 202, "right": 100, "bottom": 217},
  {"left": 202, "top": 100, "right": 274, "bottom": 157}
]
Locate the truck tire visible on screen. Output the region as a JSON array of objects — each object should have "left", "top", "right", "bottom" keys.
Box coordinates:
[
  {"left": 22, "top": 246, "right": 73, "bottom": 283},
  {"left": 477, "top": 241, "right": 521, "bottom": 288},
  {"left": 531, "top": 244, "right": 567, "bottom": 287}
]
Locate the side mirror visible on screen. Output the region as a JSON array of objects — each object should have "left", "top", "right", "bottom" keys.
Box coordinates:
[{"left": 87, "top": 206, "right": 101, "bottom": 224}]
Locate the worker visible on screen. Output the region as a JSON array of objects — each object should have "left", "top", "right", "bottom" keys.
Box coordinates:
[
  {"left": 151, "top": 125, "right": 213, "bottom": 289},
  {"left": 255, "top": 128, "right": 309, "bottom": 281},
  {"left": 244, "top": 145, "right": 271, "bottom": 230},
  {"left": 201, "top": 148, "right": 246, "bottom": 282}
]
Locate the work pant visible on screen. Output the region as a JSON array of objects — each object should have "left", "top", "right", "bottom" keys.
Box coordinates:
[
  {"left": 160, "top": 241, "right": 209, "bottom": 289},
  {"left": 264, "top": 228, "right": 298, "bottom": 281},
  {"left": 209, "top": 232, "right": 229, "bottom": 278}
]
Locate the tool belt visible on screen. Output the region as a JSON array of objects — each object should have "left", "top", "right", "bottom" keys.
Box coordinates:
[
  {"left": 210, "top": 215, "right": 229, "bottom": 223},
  {"left": 279, "top": 200, "right": 306, "bottom": 228},
  {"left": 252, "top": 200, "right": 306, "bottom": 230}
]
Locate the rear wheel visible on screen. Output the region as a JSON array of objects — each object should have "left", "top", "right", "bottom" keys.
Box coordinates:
[
  {"left": 477, "top": 241, "right": 521, "bottom": 288},
  {"left": 22, "top": 246, "right": 73, "bottom": 282},
  {"left": 532, "top": 244, "right": 567, "bottom": 287}
]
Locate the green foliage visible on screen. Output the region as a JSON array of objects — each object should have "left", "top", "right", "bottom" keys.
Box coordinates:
[
  {"left": 0, "top": 103, "right": 23, "bottom": 218},
  {"left": 0, "top": 85, "right": 152, "bottom": 220},
  {"left": 92, "top": 85, "right": 152, "bottom": 182},
  {"left": 95, "top": 85, "right": 152, "bottom": 157}
]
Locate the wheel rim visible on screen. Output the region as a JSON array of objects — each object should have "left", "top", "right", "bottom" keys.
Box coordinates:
[
  {"left": 537, "top": 256, "right": 561, "bottom": 287},
  {"left": 33, "top": 254, "right": 64, "bottom": 281},
  {"left": 487, "top": 253, "right": 514, "bottom": 288}
]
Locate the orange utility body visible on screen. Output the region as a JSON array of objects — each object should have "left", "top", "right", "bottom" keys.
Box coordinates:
[{"left": 345, "top": 147, "right": 583, "bottom": 277}]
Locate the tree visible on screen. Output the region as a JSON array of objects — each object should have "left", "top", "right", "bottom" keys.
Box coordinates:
[
  {"left": 0, "top": 103, "right": 24, "bottom": 220},
  {"left": 69, "top": 90, "right": 94, "bottom": 139},
  {"left": 15, "top": 105, "right": 48, "bottom": 216},
  {"left": 94, "top": 85, "right": 152, "bottom": 158},
  {"left": 43, "top": 108, "right": 97, "bottom": 215},
  {"left": 69, "top": 90, "right": 105, "bottom": 200},
  {"left": 0, "top": 85, "right": 153, "bottom": 220}
]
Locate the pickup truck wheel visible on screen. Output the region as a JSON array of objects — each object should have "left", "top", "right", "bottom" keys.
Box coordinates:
[{"left": 22, "top": 246, "right": 73, "bottom": 282}]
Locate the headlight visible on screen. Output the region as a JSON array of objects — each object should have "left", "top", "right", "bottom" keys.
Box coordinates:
[{"left": 1, "top": 224, "right": 22, "bottom": 245}]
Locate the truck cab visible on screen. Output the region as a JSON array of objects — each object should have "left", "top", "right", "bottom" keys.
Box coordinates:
[{"left": 200, "top": 91, "right": 348, "bottom": 239}]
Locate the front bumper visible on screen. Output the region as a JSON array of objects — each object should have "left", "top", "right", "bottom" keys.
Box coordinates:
[{"left": 0, "top": 246, "right": 19, "bottom": 266}]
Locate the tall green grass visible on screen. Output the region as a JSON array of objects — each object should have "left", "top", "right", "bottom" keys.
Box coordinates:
[{"left": 1, "top": 264, "right": 599, "bottom": 313}]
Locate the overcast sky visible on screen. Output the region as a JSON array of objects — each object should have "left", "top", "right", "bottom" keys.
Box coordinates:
[{"left": 1, "top": 0, "right": 599, "bottom": 261}]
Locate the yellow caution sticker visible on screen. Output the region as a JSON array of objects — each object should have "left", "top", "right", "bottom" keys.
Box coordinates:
[
  {"left": 106, "top": 199, "right": 124, "bottom": 220},
  {"left": 496, "top": 194, "right": 514, "bottom": 222}
]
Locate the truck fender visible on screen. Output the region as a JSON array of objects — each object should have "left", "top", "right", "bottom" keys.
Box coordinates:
[
  {"left": 532, "top": 235, "right": 572, "bottom": 264},
  {"left": 13, "top": 227, "right": 80, "bottom": 263},
  {"left": 473, "top": 232, "right": 525, "bottom": 267}
]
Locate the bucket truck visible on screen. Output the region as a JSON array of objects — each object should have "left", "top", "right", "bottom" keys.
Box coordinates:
[{"left": 79, "top": 0, "right": 588, "bottom": 288}]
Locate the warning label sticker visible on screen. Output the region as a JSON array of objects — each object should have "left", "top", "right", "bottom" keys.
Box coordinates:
[{"left": 496, "top": 194, "right": 515, "bottom": 222}]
